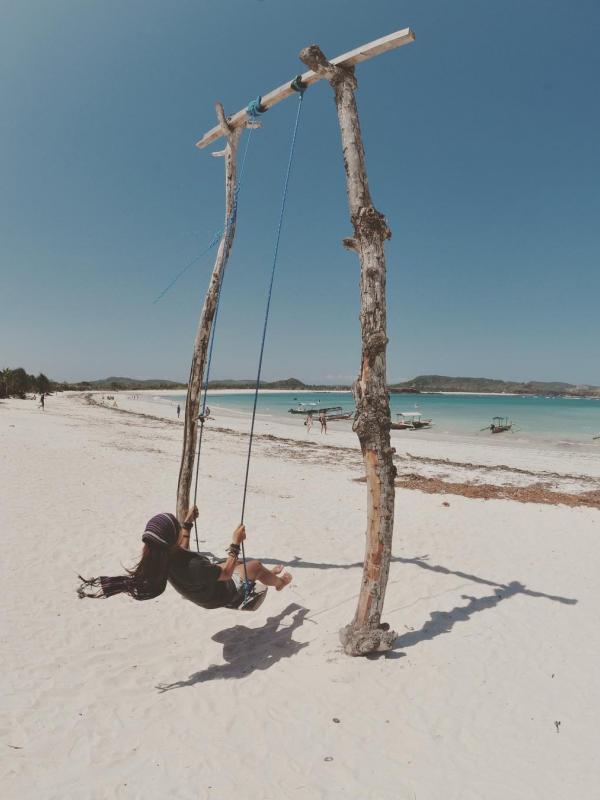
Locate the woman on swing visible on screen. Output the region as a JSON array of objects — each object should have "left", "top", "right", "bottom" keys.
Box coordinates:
[{"left": 77, "top": 506, "right": 292, "bottom": 609}]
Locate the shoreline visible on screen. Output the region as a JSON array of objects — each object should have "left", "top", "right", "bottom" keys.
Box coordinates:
[
  {"left": 111, "top": 388, "right": 352, "bottom": 396},
  {"left": 91, "top": 389, "right": 600, "bottom": 456},
  {"left": 84, "top": 391, "right": 600, "bottom": 483},
  {"left": 95, "top": 386, "right": 600, "bottom": 398}
]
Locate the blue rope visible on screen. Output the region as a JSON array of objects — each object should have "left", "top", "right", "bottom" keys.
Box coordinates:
[
  {"left": 190, "top": 120, "right": 257, "bottom": 552},
  {"left": 239, "top": 90, "right": 306, "bottom": 540},
  {"left": 153, "top": 233, "right": 222, "bottom": 304},
  {"left": 199, "top": 115, "right": 257, "bottom": 409},
  {"left": 189, "top": 87, "right": 307, "bottom": 572},
  {"left": 246, "top": 96, "right": 267, "bottom": 116},
  {"left": 153, "top": 112, "right": 257, "bottom": 305},
  {"left": 195, "top": 99, "right": 267, "bottom": 433}
]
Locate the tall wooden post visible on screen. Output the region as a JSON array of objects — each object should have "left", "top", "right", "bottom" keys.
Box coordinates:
[
  {"left": 299, "top": 46, "right": 398, "bottom": 656},
  {"left": 176, "top": 104, "right": 244, "bottom": 522}
]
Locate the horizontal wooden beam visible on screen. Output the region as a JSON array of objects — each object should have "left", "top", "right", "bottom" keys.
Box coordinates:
[{"left": 196, "top": 27, "right": 415, "bottom": 150}]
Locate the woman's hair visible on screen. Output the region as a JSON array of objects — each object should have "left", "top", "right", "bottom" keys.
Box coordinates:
[
  {"left": 77, "top": 512, "right": 180, "bottom": 601},
  {"left": 77, "top": 543, "right": 174, "bottom": 600},
  {"left": 129, "top": 542, "right": 172, "bottom": 599}
]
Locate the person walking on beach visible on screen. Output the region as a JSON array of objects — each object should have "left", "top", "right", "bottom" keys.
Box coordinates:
[
  {"left": 177, "top": 404, "right": 181, "bottom": 419},
  {"left": 39, "top": 393, "right": 45, "bottom": 410},
  {"left": 319, "top": 410, "right": 327, "bottom": 435},
  {"left": 304, "top": 413, "right": 313, "bottom": 434},
  {"left": 77, "top": 507, "right": 292, "bottom": 609}
]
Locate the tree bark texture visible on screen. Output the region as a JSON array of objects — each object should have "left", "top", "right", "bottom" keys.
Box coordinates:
[
  {"left": 176, "top": 105, "right": 243, "bottom": 522},
  {"left": 299, "top": 46, "right": 398, "bottom": 656}
]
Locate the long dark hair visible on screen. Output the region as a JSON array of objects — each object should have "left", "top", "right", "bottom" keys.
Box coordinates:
[
  {"left": 77, "top": 543, "right": 176, "bottom": 600},
  {"left": 77, "top": 512, "right": 181, "bottom": 600},
  {"left": 126, "top": 542, "right": 173, "bottom": 599}
]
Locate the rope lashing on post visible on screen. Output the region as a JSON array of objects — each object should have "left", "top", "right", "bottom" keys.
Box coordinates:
[
  {"left": 237, "top": 88, "right": 306, "bottom": 596},
  {"left": 246, "top": 96, "right": 268, "bottom": 116},
  {"left": 290, "top": 75, "right": 308, "bottom": 93}
]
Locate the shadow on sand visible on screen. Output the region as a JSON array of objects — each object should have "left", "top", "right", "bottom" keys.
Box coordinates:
[
  {"left": 201, "top": 550, "right": 577, "bottom": 607},
  {"left": 276, "top": 554, "right": 577, "bottom": 660},
  {"left": 381, "top": 580, "right": 545, "bottom": 659},
  {"left": 188, "top": 553, "right": 577, "bottom": 664},
  {"left": 157, "top": 603, "right": 309, "bottom": 691}
]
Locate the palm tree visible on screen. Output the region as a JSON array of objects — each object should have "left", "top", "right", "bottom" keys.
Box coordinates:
[
  {"left": 10, "top": 368, "right": 29, "bottom": 398},
  {"left": 36, "top": 373, "right": 51, "bottom": 394},
  {"left": 0, "top": 368, "right": 12, "bottom": 399}
]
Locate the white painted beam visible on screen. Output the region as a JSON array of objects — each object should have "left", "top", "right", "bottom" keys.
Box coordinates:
[{"left": 196, "top": 27, "right": 415, "bottom": 149}]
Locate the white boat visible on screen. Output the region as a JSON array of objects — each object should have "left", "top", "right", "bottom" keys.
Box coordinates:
[{"left": 391, "top": 411, "right": 433, "bottom": 430}]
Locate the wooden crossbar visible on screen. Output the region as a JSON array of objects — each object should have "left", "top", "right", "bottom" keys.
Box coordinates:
[{"left": 196, "top": 27, "right": 415, "bottom": 149}]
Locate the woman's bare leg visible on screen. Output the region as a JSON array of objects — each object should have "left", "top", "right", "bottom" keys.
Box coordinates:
[{"left": 234, "top": 560, "right": 292, "bottom": 590}]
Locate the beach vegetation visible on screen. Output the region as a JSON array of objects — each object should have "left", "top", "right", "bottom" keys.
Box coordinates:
[
  {"left": 0, "top": 367, "right": 53, "bottom": 398},
  {"left": 2, "top": 369, "right": 600, "bottom": 399},
  {"left": 35, "top": 373, "right": 51, "bottom": 394}
]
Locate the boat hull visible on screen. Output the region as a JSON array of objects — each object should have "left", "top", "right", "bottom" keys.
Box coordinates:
[{"left": 289, "top": 406, "right": 344, "bottom": 415}]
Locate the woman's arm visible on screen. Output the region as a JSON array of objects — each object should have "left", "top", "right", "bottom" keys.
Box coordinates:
[
  {"left": 178, "top": 506, "right": 199, "bottom": 550},
  {"left": 217, "top": 523, "right": 246, "bottom": 581}
]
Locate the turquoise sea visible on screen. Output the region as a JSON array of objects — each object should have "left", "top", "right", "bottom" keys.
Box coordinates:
[{"left": 161, "top": 391, "right": 600, "bottom": 445}]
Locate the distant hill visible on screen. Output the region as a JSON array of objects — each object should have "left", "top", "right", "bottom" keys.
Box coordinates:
[
  {"left": 85, "top": 377, "right": 186, "bottom": 390},
  {"left": 55, "top": 373, "right": 600, "bottom": 397},
  {"left": 206, "top": 377, "right": 308, "bottom": 390},
  {"left": 64, "top": 376, "right": 313, "bottom": 391},
  {"left": 390, "top": 375, "right": 600, "bottom": 396}
]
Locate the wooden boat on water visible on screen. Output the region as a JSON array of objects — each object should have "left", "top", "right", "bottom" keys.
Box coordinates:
[
  {"left": 481, "top": 416, "right": 513, "bottom": 434},
  {"left": 326, "top": 410, "right": 354, "bottom": 421},
  {"left": 391, "top": 412, "right": 433, "bottom": 430},
  {"left": 289, "top": 403, "right": 353, "bottom": 420},
  {"left": 289, "top": 403, "right": 337, "bottom": 415}
]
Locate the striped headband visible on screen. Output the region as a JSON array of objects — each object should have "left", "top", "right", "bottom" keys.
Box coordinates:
[{"left": 142, "top": 513, "right": 180, "bottom": 549}]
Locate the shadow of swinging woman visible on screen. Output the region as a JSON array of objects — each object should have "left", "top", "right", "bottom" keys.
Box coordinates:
[{"left": 157, "top": 603, "right": 309, "bottom": 691}]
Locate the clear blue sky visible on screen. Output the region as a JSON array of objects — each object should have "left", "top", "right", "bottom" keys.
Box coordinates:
[{"left": 2, "top": 0, "right": 599, "bottom": 385}]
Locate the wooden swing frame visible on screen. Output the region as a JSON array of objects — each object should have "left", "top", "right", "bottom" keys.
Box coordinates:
[{"left": 178, "top": 27, "right": 415, "bottom": 654}]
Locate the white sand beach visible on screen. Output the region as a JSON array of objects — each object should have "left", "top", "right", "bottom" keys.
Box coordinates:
[{"left": 2, "top": 392, "right": 599, "bottom": 799}]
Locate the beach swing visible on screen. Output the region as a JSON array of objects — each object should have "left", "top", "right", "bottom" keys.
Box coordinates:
[
  {"left": 167, "top": 29, "right": 414, "bottom": 652},
  {"left": 184, "top": 86, "right": 308, "bottom": 612}
]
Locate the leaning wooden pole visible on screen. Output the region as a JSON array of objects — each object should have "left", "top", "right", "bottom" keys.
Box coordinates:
[
  {"left": 299, "top": 46, "right": 398, "bottom": 656},
  {"left": 176, "top": 104, "right": 243, "bottom": 522}
]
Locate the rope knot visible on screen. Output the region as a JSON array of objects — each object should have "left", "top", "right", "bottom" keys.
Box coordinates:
[
  {"left": 246, "top": 96, "right": 267, "bottom": 117},
  {"left": 290, "top": 75, "right": 308, "bottom": 93}
]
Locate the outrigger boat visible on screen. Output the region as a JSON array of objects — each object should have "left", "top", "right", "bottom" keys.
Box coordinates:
[
  {"left": 290, "top": 402, "right": 333, "bottom": 414},
  {"left": 326, "top": 409, "right": 354, "bottom": 421},
  {"left": 391, "top": 411, "right": 433, "bottom": 430},
  {"left": 481, "top": 416, "right": 513, "bottom": 434},
  {"left": 288, "top": 403, "right": 353, "bottom": 420}
]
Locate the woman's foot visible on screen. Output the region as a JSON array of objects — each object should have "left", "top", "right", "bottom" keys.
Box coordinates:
[{"left": 276, "top": 571, "right": 292, "bottom": 591}]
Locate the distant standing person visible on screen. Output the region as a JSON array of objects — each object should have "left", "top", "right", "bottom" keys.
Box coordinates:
[
  {"left": 304, "top": 413, "right": 313, "bottom": 434},
  {"left": 177, "top": 404, "right": 181, "bottom": 419},
  {"left": 40, "top": 393, "right": 45, "bottom": 410},
  {"left": 319, "top": 410, "right": 327, "bottom": 435}
]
